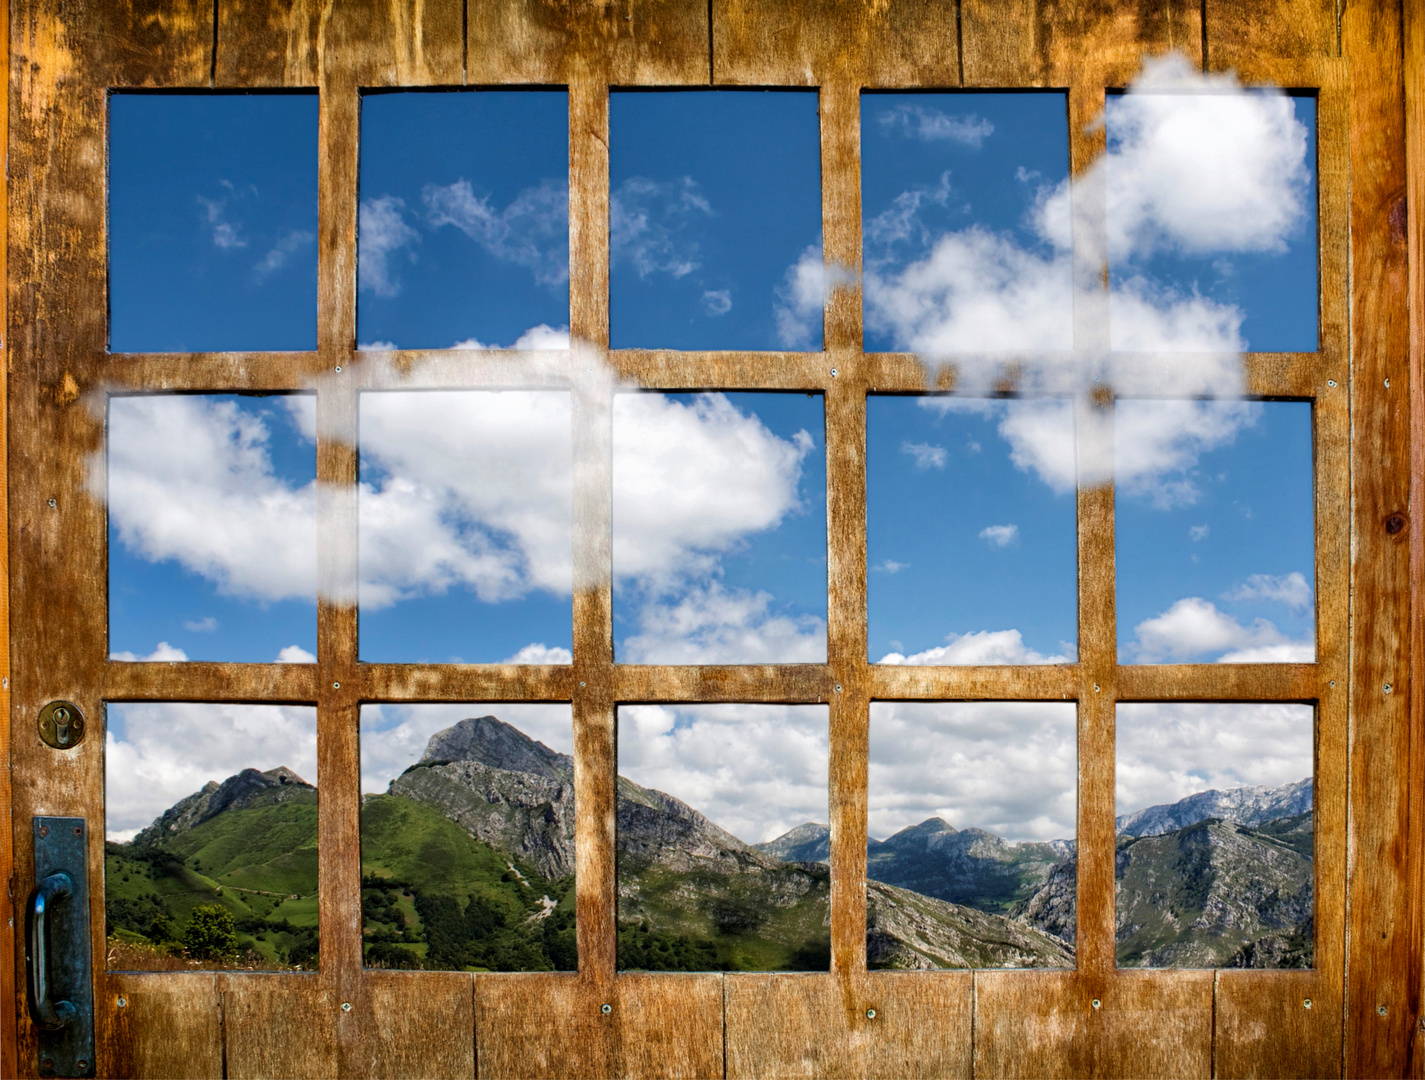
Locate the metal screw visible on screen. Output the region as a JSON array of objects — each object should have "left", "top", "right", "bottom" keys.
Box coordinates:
[
  {"left": 47, "top": 498, "right": 56, "bottom": 508},
  {"left": 1329, "top": 680, "right": 1336, "bottom": 687},
  {"left": 1385, "top": 378, "right": 1391, "bottom": 388},
  {"left": 1384, "top": 683, "right": 1393, "bottom": 695},
  {"left": 1378, "top": 1004, "right": 1388, "bottom": 1017},
  {"left": 1091, "top": 998, "right": 1102, "bottom": 1010},
  {"left": 1327, "top": 379, "right": 1337, "bottom": 387},
  {"left": 579, "top": 681, "right": 586, "bottom": 687},
  {"left": 342, "top": 1002, "right": 352, "bottom": 1012},
  {"left": 333, "top": 681, "right": 341, "bottom": 690},
  {"left": 334, "top": 365, "right": 343, "bottom": 373},
  {"left": 1303, "top": 998, "right": 1312, "bottom": 1009},
  {"left": 835, "top": 684, "right": 842, "bottom": 693},
  {"left": 77, "top": 1063, "right": 87, "bottom": 1072},
  {"left": 1093, "top": 683, "right": 1100, "bottom": 693},
  {"left": 865, "top": 1008, "right": 876, "bottom": 1019},
  {"left": 117, "top": 997, "right": 127, "bottom": 1008},
  {"left": 601, "top": 1003, "right": 612, "bottom": 1015},
  {"left": 38, "top": 825, "right": 48, "bottom": 838},
  {"left": 830, "top": 368, "right": 838, "bottom": 377},
  {"left": 73, "top": 826, "right": 82, "bottom": 836}
]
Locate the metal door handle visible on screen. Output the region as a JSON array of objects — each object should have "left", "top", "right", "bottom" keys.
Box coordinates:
[{"left": 27, "top": 872, "right": 78, "bottom": 1030}]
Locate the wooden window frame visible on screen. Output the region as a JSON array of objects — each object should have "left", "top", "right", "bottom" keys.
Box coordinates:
[{"left": 2, "top": 1, "right": 1421, "bottom": 1076}]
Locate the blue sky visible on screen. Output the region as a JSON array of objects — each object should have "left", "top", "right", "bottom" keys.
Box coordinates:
[{"left": 109, "top": 93, "right": 318, "bottom": 353}]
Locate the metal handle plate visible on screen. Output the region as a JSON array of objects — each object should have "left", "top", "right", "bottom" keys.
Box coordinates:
[{"left": 27, "top": 872, "right": 78, "bottom": 1030}]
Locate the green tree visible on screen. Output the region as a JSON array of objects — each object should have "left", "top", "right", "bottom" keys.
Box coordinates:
[{"left": 184, "top": 904, "right": 239, "bottom": 960}]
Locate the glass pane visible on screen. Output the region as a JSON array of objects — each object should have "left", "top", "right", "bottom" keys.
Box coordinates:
[
  {"left": 1105, "top": 88, "right": 1317, "bottom": 352},
  {"left": 359, "top": 391, "right": 572, "bottom": 664},
  {"left": 1116, "top": 400, "right": 1314, "bottom": 663},
  {"left": 108, "top": 394, "right": 317, "bottom": 663},
  {"left": 357, "top": 90, "right": 569, "bottom": 350},
  {"left": 868, "top": 396, "right": 1076, "bottom": 664},
  {"left": 359, "top": 704, "right": 576, "bottom": 971},
  {"left": 1116, "top": 703, "right": 1314, "bottom": 968},
  {"left": 612, "top": 392, "right": 826, "bottom": 664},
  {"left": 609, "top": 91, "right": 822, "bottom": 350},
  {"left": 105, "top": 703, "right": 318, "bottom": 971},
  {"left": 109, "top": 93, "right": 318, "bottom": 353},
  {"left": 860, "top": 91, "right": 1072, "bottom": 354},
  {"left": 617, "top": 704, "right": 829, "bottom": 971},
  {"left": 868, "top": 702, "right": 1077, "bottom": 969}
]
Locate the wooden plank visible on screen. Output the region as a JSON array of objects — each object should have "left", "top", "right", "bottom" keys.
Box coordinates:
[
  {"left": 474, "top": 972, "right": 724, "bottom": 1080},
  {"left": 1215, "top": 970, "right": 1342, "bottom": 1079},
  {"left": 102, "top": 973, "right": 223, "bottom": 1080},
  {"left": 221, "top": 976, "right": 339, "bottom": 1079},
  {"left": 1340, "top": 2, "right": 1419, "bottom": 1075},
  {"left": 340, "top": 971, "right": 475, "bottom": 1079},
  {"left": 1205, "top": 0, "right": 1337, "bottom": 69},
  {"left": 215, "top": 0, "right": 324, "bottom": 86},
  {"left": 724, "top": 971, "right": 973, "bottom": 1079},
  {"left": 0, "top": 0, "right": 13, "bottom": 1069},
  {"left": 103, "top": 661, "right": 323, "bottom": 703},
  {"left": 712, "top": 0, "right": 958, "bottom": 87}
]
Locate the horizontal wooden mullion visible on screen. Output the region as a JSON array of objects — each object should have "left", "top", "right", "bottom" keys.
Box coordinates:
[
  {"left": 358, "top": 663, "right": 577, "bottom": 702},
  {"left": 870, "top": 663, "right": 1081, "bottom": 701},
  {"left": 1116, "top": 663, "right": 1323, "bottom": 701},
  {"left": 612, "top": 664, "right": 833, "bottom": 703},
  {"left": 102, "top": 661, "right": 323, "bottom": 702},
  {"left": 98, "top": 352, "right": 326, "bottom": 392}
]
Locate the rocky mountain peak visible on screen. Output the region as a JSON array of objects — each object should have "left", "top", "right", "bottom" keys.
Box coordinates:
[
  {"left": 754, "top": 822, "right": 830, "bottom": 862},
  {"left": 419, "top": 715, "right": 572, "bottom": 780},
  {"left": 1115, "top": 777, "right": 1313, "bottom": 838},
  {"left": 132, "top": 765, "right": 315, "bottom": 848}
]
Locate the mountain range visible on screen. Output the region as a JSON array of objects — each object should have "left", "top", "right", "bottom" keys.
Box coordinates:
[{"left": 105, "top": 715, "right": 1313, "bottom": 972}]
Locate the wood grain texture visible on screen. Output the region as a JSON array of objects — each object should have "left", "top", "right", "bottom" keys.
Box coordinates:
[
  {"left": 724, "top": 972, "right": 972, "bottom": 1079},
  {"left": 1341, "top": 2, "right": 1419, "bottom": 1075},
  {"left": 341, "top": 971, "right": 475, "bottom": 1079},
  {"left": 1205, "top": 0, "right": 1337, "bottom": 69},
  {"left": 1215, "top": 970, "right": 1342, "bottom": 1079},
  {"left": 221, "top": 976, "right": 339, "bottom": 1079},
  {"left": 0, "top": 0, "right": 13, "bottom": 1069},
  {"left": 102, "top": 973, "right": 223, "bottom": 1080},
  {"left": 474, "top": 972, "right": 724, "bottom": 1079}
]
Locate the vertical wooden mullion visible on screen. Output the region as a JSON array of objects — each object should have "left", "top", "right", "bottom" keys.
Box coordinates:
[{"left": 568, "top": 69, "right": 617, "bottom": 985}]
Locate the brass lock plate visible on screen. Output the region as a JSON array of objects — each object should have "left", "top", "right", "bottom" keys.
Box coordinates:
[{"left": 37, "top": 702, "right": 86, "bottom": 750}]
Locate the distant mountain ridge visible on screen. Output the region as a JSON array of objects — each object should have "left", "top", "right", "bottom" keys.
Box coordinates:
[
  {"left": 1115, "top": 777, "right": 1312, "bottom": 838},
  {"left": 132, "top": 766, "right": 312, "bottom": 849}
]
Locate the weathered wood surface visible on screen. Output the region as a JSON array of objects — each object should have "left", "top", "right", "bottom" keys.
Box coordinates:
[{"left": 3, "top": 0, "right": 1416, "bottom": 1077}]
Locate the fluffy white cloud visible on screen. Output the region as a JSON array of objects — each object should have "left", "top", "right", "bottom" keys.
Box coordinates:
[
  {"left": 878, "top": 105, "right": 995, "bottom": 147},
  {"left": 609, "top": 176, "right": 710, "bottom": 278},
  {"left": 254, "top": 229, "right": 315, "bottom": 280},
  {"left": 1130, "top": 596, "right": 1313, "bottom": 663},
  {"left": 360, "top": 702, "right": 573, "bottom": 796},
  {"left": 423, "top": 178, "right": 570, "bottom": 287},
  {"left": 106, "top": 395, "right": 318, "bottom": 604},
  {"left": 450, "top": 324, "right": 571, "bottom": 350},
  {"left": 869, "top": 701, "right": 1077, "bottom": 842},
  {"left": 612, "top": 392, "right": 812, "bottom": 584},
  {"left": 619, "top": 704, "right": 828, "bottom": 844},
  {"left": 503, "top": 643, "right": 572, "bottom": 665},
  {"left": 901, "top": 440, "right": 947, "bottom": 469},
  {"left": 106, "top": 703, "right": 317, "bottom": 840},
  {"left": 1116, "top": 701, "right": 1313, "bottom": 818},
  {"left": 1113, "top": 399, "right": 1260, "bottom": 507},
  {"left": 358, "top": 195, "right": 421, "bottom": 298},
  {"left": 979, "top": 523, "right": 1019, "bottom": 548},
  {"left": 618, "top": 582, "right": 826, "bottom": 664},
  {"left": 702, "top": 289, "right": 732, "bottom": 316},
  {"left": 275, "top": 644, "right": 316, "bottom": 663},
  {"left": 774, "top": 244, "right": 846, "bottom": 350},
  {"left": 1222, "top": 571, "right": 1312, "bottom": 610},
  {"left": 877, "top": 628, "right": 1071, "bottom": 666},
  {"left": 110, "top": 641, "right": 189, "bottom": 662}
]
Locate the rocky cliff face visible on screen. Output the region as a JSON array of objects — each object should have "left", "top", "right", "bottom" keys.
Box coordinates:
[
  {"left": 1115, "top": 777, "right": 1312, "bottom": 837},
  {"left": 754, "top": 822, "right": 830, "bottom": 862},
  {"left": 867, "top": 880, "right": 1073, "bottom": 970},
  {"left": 133, "top": 766, "right": 313, "bottom": 848}
]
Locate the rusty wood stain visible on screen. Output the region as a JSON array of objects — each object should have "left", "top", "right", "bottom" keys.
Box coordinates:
[{"left": 3, "top": 0, "right": 1419, "bottom": 1077}]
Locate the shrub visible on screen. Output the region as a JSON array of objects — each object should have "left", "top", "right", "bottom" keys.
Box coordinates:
[{"left": 183, "top": 905, "right": 239, "bottom": 960}]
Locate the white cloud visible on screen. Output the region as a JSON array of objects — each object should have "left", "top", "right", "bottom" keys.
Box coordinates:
[
  {"left": 619, "top": 704, "right": 829, "bottom": 844},
  {"left": 503, "top": 642, "right": 572, "bottom": 665},
  {"left": 878, "top": 105, "right": 995, "bottom": 147},
  {"left": 1113, "top": 399, "right": 1260, "bottom": 508},
  {"left": 275, "top": 644, "right": 316, "bottom": 663},
  {"left": 110, "top": 642, "right": 190, "bottom": 663},
  {"left": 183, "top": 616, "right": 218, "bottom": 633},
  {"left": 618, "top": 582, "right": 826, "bottom": 665},
  {"left": 869, "top": 701, "right": 1077, "bottom": 842},
  {"left": 359, "top": 702, "right": 574, "bottom": 796},
  {"left": 106, "top": 703, "right": 317, "bottom": 839},
  {"left": 774, "top": 244, "right": 845, "bottom": 350},
  {"left": 609, "top": 177, "right": 711, "bottom": 279},
  {"left": 1130, "top": 596, "right": 1313, "bottom": 663},
  {"left": 901, "top": 440, "right": 947, "bottom": 469},
  {"left": 358, "top": 195, "right": 421, "bottom": 298},
  {"left": 254, "top": 229, "right": 315, "bottom": 280},
  {"left": 105, "top": 396, "right": 318, "bottom": 604},
  {"left": 197, "top": 195, "right": 245, "bottom": 250},
  {"left": 702, "top": 289, "right": 732, "bottom": 316},
  {"left": 612, "top": 393, "right": 812, "bottom": 585},
  {"left": 450, "top": 324, "right": 572, "bottom": 351},
  {"left": 1222, "top": 571, "right": 1312, "bottom": 610},
  {"left": 1189, "top": 524, "right": 1209, "bottom": 542},
  {"left": 423, "top": 178, "right": 570, "bottom": 286},
  {"left": 1116, "top": 701, "right": 1313, "bottom": 818},
  {"left": 877, "top": 628, "right": 1071, "bottom": 666},
  {"left": 979, "top": 523, "right": 1019, "bottom": 548},
  {"left": 875, "top": 559, "right": 909, "bottom": 574}
]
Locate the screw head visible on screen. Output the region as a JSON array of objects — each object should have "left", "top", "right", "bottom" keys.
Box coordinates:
[
  {"left": 47, "top": 498, "right": 56, "bottom": 508},
  {"left": 579, "top": 681, "right": 586, "bottom": 687},
  {"left": 77, "top": 1063, "right": 87, "bottom": 1072},
  {"left": 342, "top": 1001, "right": 352, "bottom": 1012},
  {"left": 117, "top": 996, "right": 127, "bottom": 1008},
  {"left": 38, "top": 825, "right": 48, "bottom": 838},
  {"left": 334, "top": 365, "right": 343, "bottom": 373},
  {"left": 74, "top": 825, "right": 83, "bottom": 835},
  {"left": 1384, "top": 683, "right": 1393, "bottom": 695},
  {"left": 1091, "top": 998, "right": 1102, "bottom": 1010},
  {"left": 835, "top": 683, "right": 842, "bottom": 693},
  {"left": 1327, "top": 379, "right": 1337, "bottom": 387},
  {"left": 1378, "top": 1004, "right": 1388, "bottom": 1017},
  {"left": 333, "top": 681, "right": 341, "bottom": 689},
  {"left": 601, "top": 1003, "right": 612, "bottom": 1015},
  {"left": 1303, "top": 998, "right": 1312, "bottom": 1009},
  {"left": 830, "top": 368, "right": 838, "bottom": 377},
  {"left": 865, "top": 1008, "right": 876, "bottom": 1019}
]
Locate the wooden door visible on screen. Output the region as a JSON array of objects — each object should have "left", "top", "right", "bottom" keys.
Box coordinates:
[{"left": 4, "top": 0, "right": 1421, "bottom": 1076}]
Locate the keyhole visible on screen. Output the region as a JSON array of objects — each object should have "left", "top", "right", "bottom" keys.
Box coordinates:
[{"left": 53, "top": 707, "right": 71, "bottom": 745}]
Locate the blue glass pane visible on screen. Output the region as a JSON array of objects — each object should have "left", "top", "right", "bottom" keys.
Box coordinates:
[
  {"left": 610, "top": 91, "right": 822, "bottom": 350},
  {"left": 109, "top": 93, "right": 318, "bottom": 352},
  {"left": 357, "top": 90, "right": 570, "bottom": 350}
]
